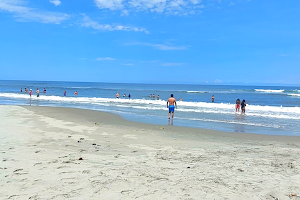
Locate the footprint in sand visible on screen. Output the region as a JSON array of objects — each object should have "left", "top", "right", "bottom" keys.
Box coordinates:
[
  {"left": 127, "top": 144, "right": 157, "bottom": 151},
  {"left": 123, "top": 134, "right": 138, "bottom": 140},
  {"left": 101, "top": 132, "right": 115, "bottom": 136},
  {"left": 57, "top": 166, "right": 71, "bottom": 169},
  {"left": 33, "top": 162, "right": 42, "bottom": 166}
]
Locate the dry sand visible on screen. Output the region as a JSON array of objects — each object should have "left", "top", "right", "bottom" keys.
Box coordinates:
[{"left": 1, "top": 105, "right": 300, "bottom": 200}]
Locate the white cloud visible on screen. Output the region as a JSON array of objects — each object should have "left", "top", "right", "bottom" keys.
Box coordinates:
[
  {"left": 214, "top": 79, "right": 223, "bottom": 83},
  {"left": 161, "top": 62, "right": 183, "bottom": 66},
  {"left": 125, "top": 42, "right": 187, "bottom": 50},
  {"left": 96, "top": 57, "right": 115, "bottom": 61},
  {"left": 151, "top": 43, "right": 187, "bottom": 50},
  {"left": 49, "top": 0, "right": 61, "bottom": 6},
  {"left": 80, "top": 14, "right": 149, "bottom": 33},
  {"left": 95, "top": 0, "right": 124, "bottom": 10},
  {"left": 94, "top": 0, "right": 203, "bottom": 15},
  {"left": 0, "top": 0, "right": 69, "bottom": 24}
]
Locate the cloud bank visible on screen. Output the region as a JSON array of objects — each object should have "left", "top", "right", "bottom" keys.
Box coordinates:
[
  {"left": 96, "top": 57, "right": 116, "bottom": 61},
  {"left": 49, "top": 0, "right": 61, "bottom": 6},
  {"left": 94, "top": 0, "right": 204, "bottom": 15},
  {"left": 0, "top": 0, "right": 69, "bottom": 24},
  {"left": 80, "top": 14, "right": 149, "bottom": 33},
  {"left": 125, "top": 42, "right": 187, "bottom": 50}
]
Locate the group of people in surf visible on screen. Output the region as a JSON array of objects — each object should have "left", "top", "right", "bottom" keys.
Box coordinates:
[
  {"left": 116, "top": 92, "right": 131, "bottom": 99},
  {"left": 150, "top": 94, "right": 160, "bottom": 100},
  {"left": 235, "top": 98, "right": 246, "bottom": 114},
  {"left": 21, "top": 88, "right": 46, "bottom": 98},
  {"left": 21, "top": 88, "right": 79, "bottom": 97}
]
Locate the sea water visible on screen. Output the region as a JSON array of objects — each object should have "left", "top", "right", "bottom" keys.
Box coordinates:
[{"left": 0, "top": 80, "right": 300, "bottom": 136}]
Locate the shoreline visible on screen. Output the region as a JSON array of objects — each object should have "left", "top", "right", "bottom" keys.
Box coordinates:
[
  {"left": 1, "top": 105, "right": 300, "bottom": 199},
  {"left": 22, "top": 105, "right": 300, "bottom": 143}
]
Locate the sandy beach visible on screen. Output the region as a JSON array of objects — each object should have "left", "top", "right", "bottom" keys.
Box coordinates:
[{"left": 1, "top": 105, "right": 300, "bottom": 200}]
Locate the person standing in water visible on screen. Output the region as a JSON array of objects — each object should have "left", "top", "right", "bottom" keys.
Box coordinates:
[
  {"left": 29, "top": 89, "right": 32, "bottom": 98},
  {"left": 235, "top": 98, "right": 241, "bottom": 112},
  {"left": 21, "top": 88, "right": 22, "bottom": 92},
  {"left": 211, "top": 95, "right": 215, "bottom": 102},
  {"left": 43, "top": 88, "right": 46, "bottom": 93},
  {"left": 241, "top": 99, "right": 246, "bottom": 114},
  {"left": 64, "top": 91, "right": 67, "bottom": 96},
  {"left": 116, "top": 92, "right": 120, "bottom": 98},
  {"left": 74, "top": 91, "right": 78, "bottom": 95},
  {"left": 36, "top": 88, "right": 40, "bottom": 97},
  {"left": 128, "top": 93, "right": 131, "bottom": 99},
  {"left": 167, "top": 94, "right": 177, "bottom": 119}
]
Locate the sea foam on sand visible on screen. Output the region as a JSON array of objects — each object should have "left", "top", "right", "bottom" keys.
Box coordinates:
[{"left": 0, "top": 105, "right": 300, "bottom": 200}]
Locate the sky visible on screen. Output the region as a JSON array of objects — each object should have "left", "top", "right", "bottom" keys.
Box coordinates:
[{"left": 0, "top": 0, "right": 299, "bottom": 85}]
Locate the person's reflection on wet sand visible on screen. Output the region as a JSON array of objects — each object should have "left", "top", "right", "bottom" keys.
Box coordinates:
[
  {"left": 234, "top": 114, "right": 245, "bottom": 132},
  {"left": 168, "top": 119, "right": 173, "bottom": 126}
]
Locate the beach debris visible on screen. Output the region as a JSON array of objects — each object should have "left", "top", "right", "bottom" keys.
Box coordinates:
[
  {"left": 187, "top": 167, "right": 191, "bottom": 169},
  {"left": 290, "top": 194, "right": 297, "bottom": 197},
  {"left": 80, "top": 138, "right": 84, "bottom": 140},
  {"left": 78, "top": 158, "right": 83, "bottom": 160},
  {"left": 160, "top": 127, "right": 164, "bottom": 129},
  {"left": 92, "top": 143, "right": 96, "bottom": 145},
  {"left": 77, "top": 141, "right": 81, "bottom": 143},
  {"left": 237, "top": 169, "right": 244, "bottom": 172},
  {"left": 68, "top": 136, "right": 71, "bottom": 138},
  {"left": 95, "top": 122, "right": 99, "bottom": 125}
]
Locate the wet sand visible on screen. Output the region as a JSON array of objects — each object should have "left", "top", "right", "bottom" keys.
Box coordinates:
[{"left": 1, "top": 105, "right": 300, "bottom": 200}]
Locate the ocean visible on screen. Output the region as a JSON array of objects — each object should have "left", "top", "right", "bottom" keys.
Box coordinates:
[{"left": 0, "top": 80, "right": 300, "bottom": 136}]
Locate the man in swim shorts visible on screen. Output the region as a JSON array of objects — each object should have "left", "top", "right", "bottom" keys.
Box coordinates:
[{"left": 167, "top": 94, "right": 177, "bottom": 119}]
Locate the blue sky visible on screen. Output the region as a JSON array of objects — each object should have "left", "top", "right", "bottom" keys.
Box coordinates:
[{"left": 0, "top": 0, "right": 299, "bottom": 85}]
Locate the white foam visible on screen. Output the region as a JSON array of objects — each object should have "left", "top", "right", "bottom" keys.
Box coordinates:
[
  {"left": 254, "top": 89, "right": 284, "bottom": 93},
  {"left": 176, "top": 116, "right": 282, "bottom": 129},
  {"left": 187, "top": 91, "right": 206, "bottom": 93},
  {"left": 1, "top": 93, "right": 300, "bottom": 119},
  {"left": 288, "top": 94, "right": 300, "bottom": 97}
]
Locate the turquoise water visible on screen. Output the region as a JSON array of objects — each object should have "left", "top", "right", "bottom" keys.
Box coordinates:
[{"left": 1, "top": 80, "right": 300, "bottom": 136}]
